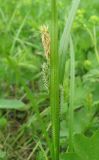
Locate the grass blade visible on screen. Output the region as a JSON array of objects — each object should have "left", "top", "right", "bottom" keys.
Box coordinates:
[
  {"left": 69, "top": 36, "right": 75, "bottom": 151},
  {"left": 10, "top": 13, "right": 29, "bottom": 54},
  {"left": 59, "top": 0, "right": 80, "bottom": 84}
]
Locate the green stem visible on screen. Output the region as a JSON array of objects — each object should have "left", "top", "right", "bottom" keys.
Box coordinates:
[
  {"left": 50, "top": 0, "right": 60, "bottom": 160},
  {"left": 69, "top": 37, "right": 75, "bottom": 151},
  {"left": 93, "top": 25, "right": 99, "bottom": 64}
]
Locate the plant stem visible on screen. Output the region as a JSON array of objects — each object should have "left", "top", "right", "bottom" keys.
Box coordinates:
[
  {"left": 69, "top": 37, "right": 75, "bottom": 152},
  {"left": 50, "top": 0, "right": 60, "bottom": 160}
]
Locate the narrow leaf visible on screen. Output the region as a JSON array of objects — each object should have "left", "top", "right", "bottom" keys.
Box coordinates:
[{"left": 59, "top": 0, "right": 80, "bottom": 83}]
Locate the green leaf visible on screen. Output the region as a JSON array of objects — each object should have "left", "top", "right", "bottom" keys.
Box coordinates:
[
  {"left": 59, "top": 0, "right": 80, "bottom": 84},
  {"left": 0, "top": 117, "right": 7, "bottom": 129},
  {"left": 61, "top": 153, "right": 81, "bottom": 160},
  {"left": 73, "top": 108, "right": 90, "bottom": 134},
  {"left": 83, "top": 69, "right": 99, "bottom": 83},
  {"left": 0, "top": 99, "right": 28, "bottom": 111},
  {"left": 74, "top": 130, "right": 99, "bottom": 160},
  {"left": 60, "top": 108, "right": 90, "bottom": 138},
  {"left": 0, "top": 150, "right": 7, "bottom": 160}
]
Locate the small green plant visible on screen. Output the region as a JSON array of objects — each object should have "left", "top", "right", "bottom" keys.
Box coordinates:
[{"left": 0, "top": 0, "right": 99, "bottom": 160}]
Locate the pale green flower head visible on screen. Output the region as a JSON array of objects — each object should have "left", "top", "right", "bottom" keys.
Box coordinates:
[{"left": 89, "top": 15, "right": 99, "bottom": 24}]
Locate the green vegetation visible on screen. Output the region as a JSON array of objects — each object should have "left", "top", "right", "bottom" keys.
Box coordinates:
[{"left": 0, "top": 0, "right": 99, "bottom": 159}]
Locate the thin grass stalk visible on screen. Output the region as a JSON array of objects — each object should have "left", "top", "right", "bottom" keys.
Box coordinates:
[
  {"left": 50, "top": 0, "right": 60, "bottom": 160},
  {"left": 69, "top": 37, "right": 75, "bottom": 151}
]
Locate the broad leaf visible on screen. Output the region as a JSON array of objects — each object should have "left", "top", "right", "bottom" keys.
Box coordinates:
[
  {"left": 61, "top": 153, "right": 81, "bottom": 160},
  {"left": 0, "top": 150, "right": 7, "bottom": 160},
  {"left": 74, "top": 131, "right": 99, "bottom": 160},
  {"left": 60, "top": 108, "right": 90, "bottom": 138},
  {"left": 0, "top": 99, "right": 27, "bottom": 111}
]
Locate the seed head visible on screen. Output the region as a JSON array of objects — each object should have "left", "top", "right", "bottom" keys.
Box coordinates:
[{"left": 40, "top": 25, "right": 50, "bottom": 60}]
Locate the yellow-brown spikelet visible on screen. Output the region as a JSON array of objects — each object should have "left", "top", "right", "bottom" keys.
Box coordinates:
[{"left": 40, "top": 25, "right": 50, "bottom": 60}]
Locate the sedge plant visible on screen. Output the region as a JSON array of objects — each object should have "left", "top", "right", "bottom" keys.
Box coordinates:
[{"left": 50, "top": 0, "right": 80, "bottom": 159}]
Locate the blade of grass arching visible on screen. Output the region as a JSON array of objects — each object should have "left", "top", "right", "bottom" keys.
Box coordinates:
[
  {"left": 50, "top": 0, "right": 60, "bottom": 160},
  {"left": 10, "top": 13, "right": 29, "bottom": 55},
  {"left": 69, "top": 37, "right": 75, "bottom": 152},
  {"left": 59, "top": 0, "right": 80, "bottom": 84}
]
